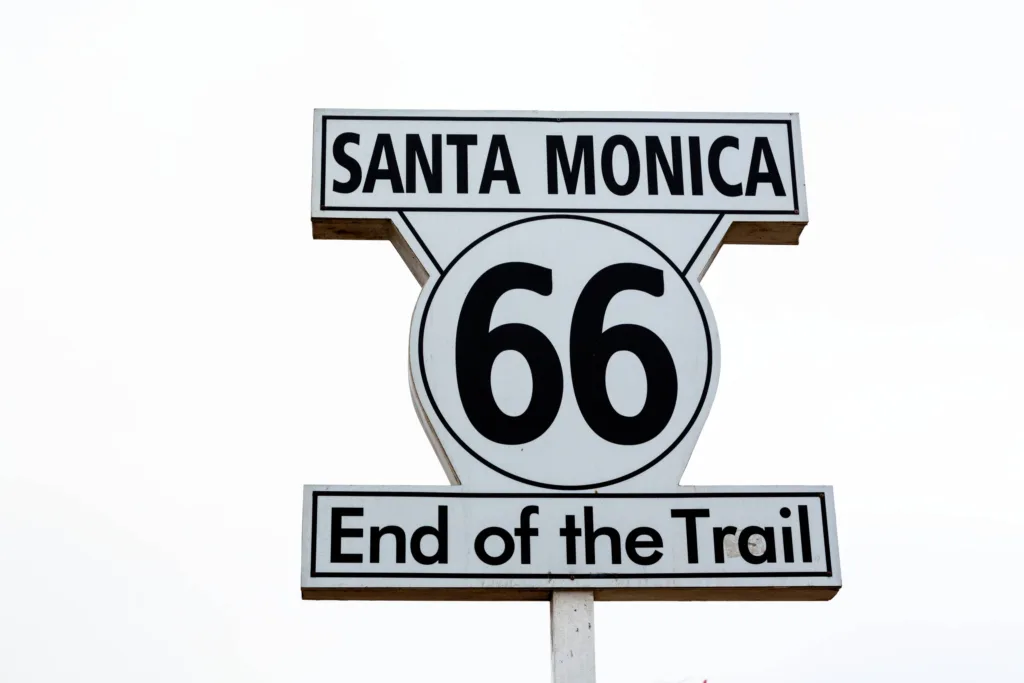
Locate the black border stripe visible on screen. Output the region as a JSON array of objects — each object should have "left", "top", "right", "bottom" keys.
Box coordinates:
[
  {"left": 312, "top": 491, "right": 826, "bottom": 499},
  {"left": 308, "top": 490, "right": 834, "bottom": 580},
  {"left": 397, "top": 211, "right": 441, "bottom": 273},
  {"left": 308, "top": 571, "right": 830, "bottom": 579},
  {"left": 322, "top": 115, "right": 794, "bottom": 124},
  {"left": 785, "top": 119, "right": 800, "bottom": 214},
  {"left": 683, "top": 214, "right": 724, "bottom": 276},
  {"left": 319, "top": 119, "right": 328, "bottom": 211},
  {"left": 319, "top": 207, "right": 795, "bottom": 215}
]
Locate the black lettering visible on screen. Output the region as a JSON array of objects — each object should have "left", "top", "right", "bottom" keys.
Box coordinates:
[
  {"left": 479, "top": 135, "right": 520, "bottom": 194},
  {"left": 780, "top": 507, "right": 794, "bottom": 563},
  {"left": 446, "top": 134, "right": 477, "bottom": 194},
  {"left": 330, "top": 507, "right": 363, "bottom": 563},
  {"left": 625, "top": 527, "right": 663, "bottom": 565},
  {"left": 369, "top": 525, "right": 405, "bottom": 564},
  {"left": 688, "top": 137, "right": 703, "bottom": 195},
  {"left": 709, "top": 135, "right": 742, "bottom": 197},
  {"left": 411, "top": 505, "right": 448, "bottom": 565},
  {"left": 546, "top": 136, "right": 595, "bottom": 194},
  {"left": 671, "top": 508, "right": 710, "bottom": 563},
  {"left": 645, "top": 136, "right": 684, "bottom": 195},
  {"left": 331, "top": 133, "right": 362, "bottom": 194},
  {"left": 738, "top": 526, "right": 777, "bottom": 565},
  {"left": 514, "top": 505, "right": 539, "bottom": 564},
  {"left": 560, "top": 515, "right": 582, "bottom": 564},
  {"left": 363, "top": 134, "right": 404, "bottom": 193},
  {"left": 474, "top": 526, "right": 515, "bottom": 566},
  {"left": 798, "top": 505, "right": 813, "bottom": 562},
  {"left": 584, "top": 506, "right": 621, "bottom": 564},
  {"left": 406, "top": 134, "right": 442, "bottom": 193},
  {"left": 713, "top": 525, "right": 737, "bottom": 564},
  {"left": 601, "top": 135, "right": 640, "bottom": 196},
  {"left": 745, "top": 136, "right": 785, "bottom": 196}
]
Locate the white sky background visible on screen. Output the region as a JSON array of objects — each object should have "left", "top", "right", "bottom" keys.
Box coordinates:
[{"left": 1, "top": 1, "right": 1022, "bottom": 681}]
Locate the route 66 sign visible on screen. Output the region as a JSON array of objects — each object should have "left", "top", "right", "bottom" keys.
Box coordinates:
[{"left": 303, "top": 110, "right": 840, "bottom": 600}]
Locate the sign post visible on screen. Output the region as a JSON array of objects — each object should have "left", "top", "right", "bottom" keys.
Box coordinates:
[
  {"left": 550, "top": 591, "right": 595, "bottom": 683},
  {"left": 304, "top": 109, "right": 840, "bottom": 679}
]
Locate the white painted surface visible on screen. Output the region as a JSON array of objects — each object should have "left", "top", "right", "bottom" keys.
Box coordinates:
[{"left": 550, "top": 592, "right": 596, "bottom": 683}]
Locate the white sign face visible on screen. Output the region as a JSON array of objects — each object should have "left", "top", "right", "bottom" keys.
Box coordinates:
[
  {"left": 301, "top": 486, "right": 840, "bottom": 600},
  {"left": 315, "top": 115, "right": 802, "bottom": 214},
  {"left": 416, "top": 214, "right": 712, "bottom": 489},
  {"left": 307, "top": 109, "right": 838, "bottom": 600}
]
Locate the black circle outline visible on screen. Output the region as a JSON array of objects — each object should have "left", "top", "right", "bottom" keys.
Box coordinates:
[{"left": 417, "top": 214, "right": 714, "bottom": 490}]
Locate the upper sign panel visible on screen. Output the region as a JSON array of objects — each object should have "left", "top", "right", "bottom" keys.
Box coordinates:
[{"left": 312, "top": 110, "right": 806, "bottom": 217}]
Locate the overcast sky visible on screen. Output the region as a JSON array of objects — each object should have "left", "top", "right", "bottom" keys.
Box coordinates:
[{"left": 2, "top": 1, "right": 1023, "bottom": 682}]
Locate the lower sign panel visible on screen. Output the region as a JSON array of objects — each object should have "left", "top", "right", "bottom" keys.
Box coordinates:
[{"left": 301, "top": 487, "right": 841, "bottom": 601}]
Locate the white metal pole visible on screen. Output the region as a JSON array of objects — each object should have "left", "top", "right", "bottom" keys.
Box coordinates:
[{"left": 550, "top": 591, "right": 596, "bottom": 683}]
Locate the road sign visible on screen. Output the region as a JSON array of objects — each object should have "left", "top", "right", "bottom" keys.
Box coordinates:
[
  {"left": 302, "top": 486, "right": 839, "bottom": 600},
  {"left": 304, "top": 109, "right": 840, "bottom": 604}
]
